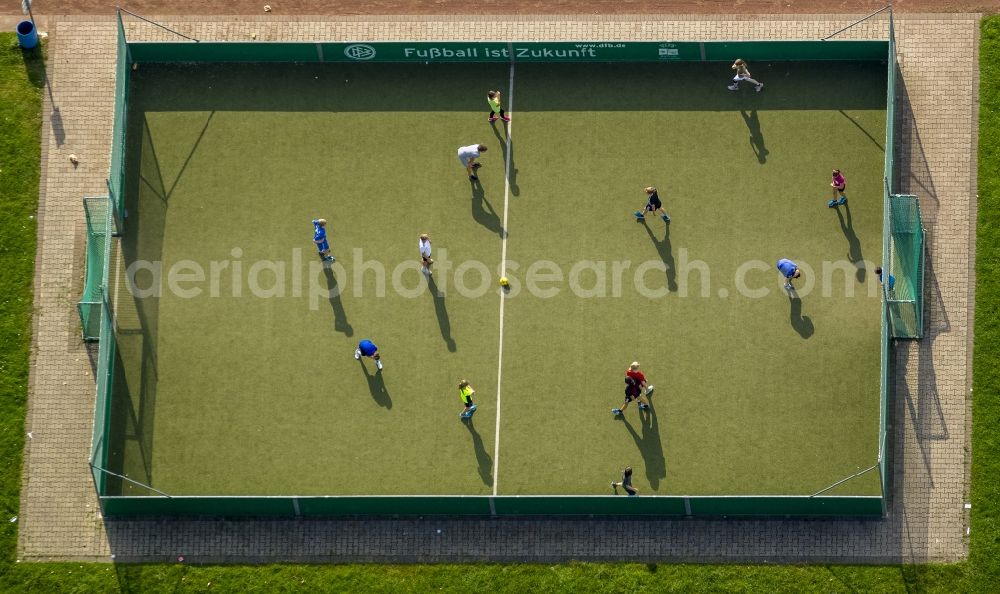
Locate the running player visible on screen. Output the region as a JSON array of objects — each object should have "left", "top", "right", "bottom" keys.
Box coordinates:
[
  {"left": 634, "top": 186, "right": 670, "bottom": 223},
  {"left": 728, "top": 58, "right": 763, "bottom": 92},
  {"left": 611, "top": 466, "right": 639, "bottom": 496},
  {"left": 612, "top": 375, "right": 650, "bottom": 416},
  {"left": 487, "top": 90, "right": 511, "bottom": 123},
  {"left": 458, "top": 379, "right": 478, "bottom": 419},
  {"left": 312, "top": 218, "right": 334, "bottom": 262}
]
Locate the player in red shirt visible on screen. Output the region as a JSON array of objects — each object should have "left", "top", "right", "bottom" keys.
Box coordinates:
[{"left": 613, "top": 362, "right": 653, "bottom": 416}]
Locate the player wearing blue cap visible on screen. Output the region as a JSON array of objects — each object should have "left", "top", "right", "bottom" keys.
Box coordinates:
[
  {"left": 776, "top": 258, "right": 801, "bottom": 290},
  {"left": 312, "top": 218, "right": 334, "bottom": 262},
  {"left": 354, "top": 339, "right": 382, "bottom": 371}
]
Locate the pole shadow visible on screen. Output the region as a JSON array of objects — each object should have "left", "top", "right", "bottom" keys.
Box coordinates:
[
  {"left": 621, "top": 409, "right": 666, "bottom": 490},
  {"left": 896, "top": 73, "right": 938, "bottom": 204},
  {"left": 323, "top": 266, "right": 353, "bottom": 337},
  {"left": 835, "top": 202, "right": 865, "bottom": 283},
  {"left": 838, "top": 109, "right": 884, "bottom": 151},
  {"left": 360, "top": 361, "right": 392, "bottom": 409},
  {"left": 642, "top": 220, "right": 677, "bottom": 292},
  {"left": 427, "top": 275, "right": 456, "bottom": 352},
  {"left": 491, "top": 123, "right": 519, "bottom": 196},
  {"left": 139, "top": 115, "right": 168, "bottom": 203},
  {"left": 164, "top": 111, "right": 214, "bottom": 199},
  {"left": 464, "top": 418, "right": 494, "bottom": 487},
  {"left": 22, "top": 44, "right": 65, "bottom": 146},
  {"left": 897, "top": 258, "right": 950, "bottom": 482},
  {"left": 740, "top": 109, "right": 768, "bottom": 164},
  {"left": 470, "top": 178, "right": 506, "bottom": 238},
  {"left": 788, "top": 292, "right": 814, "bottom": 339}
]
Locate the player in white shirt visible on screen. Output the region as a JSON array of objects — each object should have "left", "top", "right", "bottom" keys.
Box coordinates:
[
  {"left": 728, "top": 58, "right": 763, "bottom": 92},
  {"left": 419, "top": 233, "right": 433, "bottom": 275},
  {"left": 457, "top": 144, "right": 488, "bottom": 181}
]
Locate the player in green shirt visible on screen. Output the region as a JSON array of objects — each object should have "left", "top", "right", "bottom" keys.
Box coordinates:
[
  {"left": 487, "top": 90, "right": 510, "bottom": 123},
  {"left": 458, "top": 379, "right": 478, "bottom": 419}
]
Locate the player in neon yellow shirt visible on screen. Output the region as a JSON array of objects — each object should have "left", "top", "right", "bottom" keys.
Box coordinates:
[
  {"left": 458, "top": 379, "right": 478, "bottom": 419},
  {"left": 487, "top": 90, "right": 510, "bottom": 123}
]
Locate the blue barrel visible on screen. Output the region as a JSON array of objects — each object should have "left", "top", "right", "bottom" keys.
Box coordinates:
[{"left": 17, "top": 20, "right": 39, "bottom": 50}]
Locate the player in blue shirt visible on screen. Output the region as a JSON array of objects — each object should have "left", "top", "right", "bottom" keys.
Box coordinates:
[
  {"left": 312, "top": 218, "right": 334, "bottom": 262},
  {"left": 776, "top": 258, "right": 801, "bottom": 290},
  {"left": 875, "top": 266, "right": 896, "bottom": 291},
  {"left": 354, "top": 338, "right": 383, "bottom": 371}
]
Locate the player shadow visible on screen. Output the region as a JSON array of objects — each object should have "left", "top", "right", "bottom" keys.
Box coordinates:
[
  {"left": 470, "top": 178, "right": 506, "bottom": 238},
  {"left": 359, "top": 361, "right": 392, "bottom": 409},
  {"left": 834, "top": 202, "right": 866, "bottom": 283},
  {"left": 427, "top": 275, "right": 456, "bottom": 352},
  {"left": 620, "top": 408, "right": 666, "bottom": 490},
  {"left": 322, "top": 266, "right": 354, "bottom": 337},
  {"left": 464, "top": 418, "right": 494, "bottom": 487},
  {"left": 740, "top": 109, "right": 769, "bottom": 164},
  {"left": 788, "top": 293, "right": 814, "bottom": 339},
  {"left": 491, "top": 124, "right": 520, "bottom": 197},
  {"left": 642, "top": 220, "right": 677, "bottom": 292}
]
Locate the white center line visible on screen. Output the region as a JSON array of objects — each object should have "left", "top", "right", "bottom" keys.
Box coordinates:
[{"left": 492, "top": 61, "right": 515, "bottom": 498}]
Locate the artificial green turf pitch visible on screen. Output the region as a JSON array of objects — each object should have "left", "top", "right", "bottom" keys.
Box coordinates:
[{"left": 106, "top": 60, "right": 885, "bottom": 497}]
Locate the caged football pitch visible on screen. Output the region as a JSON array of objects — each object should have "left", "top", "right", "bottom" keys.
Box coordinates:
[{"left": 82, "top": 21, "right": 904, "bottom": 517}]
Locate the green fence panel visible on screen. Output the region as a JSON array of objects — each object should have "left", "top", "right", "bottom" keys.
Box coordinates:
[
  {"left": 887, "top": 194, "right": 925, "bottom": 338},
  {"left": 129, "top": 41, "right": 320, "bottom": 63},
  {"left": 702, "top": 41, "right": 888, "bottom": 62},
  {"left": 688, "top": 496, "right": 883, "bottom": 517},
  {"left": 492, "top": 496, "right": 688, "bottom": 516},
  {"left": 91, "top": 298, "right": 116, "bottom": 494},
  {"left": 127, "top": 40, "right": 888, "bottom": 64},
  {"left": 78, "top": 197, "right": 109, "bottom": 340},
  {"left": 101, "top": 496, "right": 298, "bottom": 516},
  {"left": 298, "top": 496, "right": 491, "bottom": 516},
  {"left": 98, "top": 494, "right": 883, "bottom": 517},
  {"left": 109, "top": 12, "right": 130, "bottom": 220}
]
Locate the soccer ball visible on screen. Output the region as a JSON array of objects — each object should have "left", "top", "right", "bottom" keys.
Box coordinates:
[{"left": 499, "top": 276, "right": 509, "bottom": 286}]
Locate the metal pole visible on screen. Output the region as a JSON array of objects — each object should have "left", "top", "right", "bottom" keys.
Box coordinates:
[
  {"left": 810, "top": 464, "right": 880, "bottom": 497},
  {"left": 822, "top": 5, "right": 892, "bottom": 41},
  {"left": 116, "top": 6, "right": 199, "bottom": 42},
  {"left": 90, "top": 464, "right": 173, "bottom": 498}
]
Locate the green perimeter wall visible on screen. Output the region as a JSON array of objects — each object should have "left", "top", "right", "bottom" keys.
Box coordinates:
[
  {"left": 126, "top": 40, "right": 888, "bottom": 64},
  {"left": 100, "top": 495, "right": 883, "bottom": 517},
  {"left": 98, "top": 34, "right": 892, "bottom": 518}
]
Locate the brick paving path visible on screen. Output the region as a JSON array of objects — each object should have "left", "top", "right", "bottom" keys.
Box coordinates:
[{"left": 18, "top": 13, "right": 978, "bottom": 563}]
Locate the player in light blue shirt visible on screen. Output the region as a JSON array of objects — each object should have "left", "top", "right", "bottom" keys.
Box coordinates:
[
  {"left": 354, "top": 339, "right": 382, "bottom": 371},
  {"left": 312, "top": 218, "right": 334, "bottom": 262},
  {"left": 776, "top": 258, "right": 801, "bottom": 290}
]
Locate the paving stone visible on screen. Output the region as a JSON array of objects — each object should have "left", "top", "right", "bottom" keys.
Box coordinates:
[{"left": 18, "top": 13, "right": 977, "bottom": 563}]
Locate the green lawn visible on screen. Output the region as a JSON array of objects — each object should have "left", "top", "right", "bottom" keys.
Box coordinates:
[
  {"left": 1, "top": 14, "right": 999, "bottom": 591},
  {"left": 107, "top": 60, "right": 882, "bottom": 499},
  {"left": 0, "top": 32, "right": 42, "bottom": 566}
]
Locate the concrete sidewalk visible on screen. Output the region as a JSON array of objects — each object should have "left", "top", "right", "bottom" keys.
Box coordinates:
[{"left": 18, "top": 13, "right": 977, "bottom": 563}]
